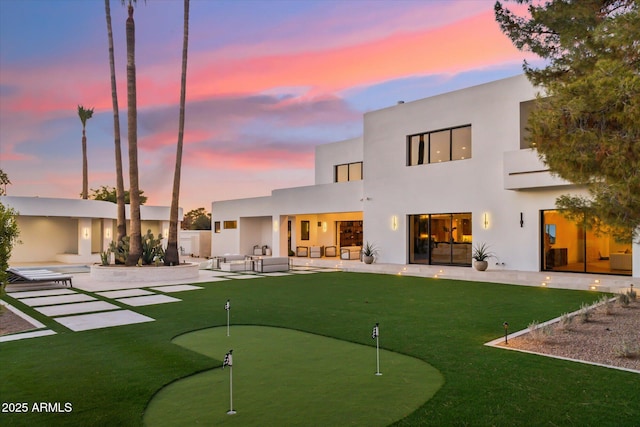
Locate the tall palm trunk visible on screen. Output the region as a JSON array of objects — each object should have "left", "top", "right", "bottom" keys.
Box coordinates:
[
  {"left": 77, "top": 105, "right": 94, "bottom": 199},
  {"left": 125, "top": 2, "right": 142, "bottom": 265},
  {"left": 165, "top": 0, "right": 190, "bottom": 266},
  {"left": 105, "top": 0, "right": 127, "bottom": 244}
]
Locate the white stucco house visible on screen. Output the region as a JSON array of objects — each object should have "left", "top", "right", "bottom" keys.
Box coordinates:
[
  {"left": 211, "top": 74, "right": 638, "bottom": 278},
  {"left": 1, "top": 196, "right": 182, "bottom": 264}
]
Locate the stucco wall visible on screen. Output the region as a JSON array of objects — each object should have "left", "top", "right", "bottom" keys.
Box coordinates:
[
  {"left": 12, "top": 217, "right": 78, "bottom": 263},
  {"left": 314, "top": 137, "right": 363, "bottom": 185}
]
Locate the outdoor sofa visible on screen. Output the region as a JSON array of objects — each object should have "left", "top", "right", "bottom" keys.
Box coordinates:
[{"left": 253, "top": 257, "right": 290, "bottom": 273}]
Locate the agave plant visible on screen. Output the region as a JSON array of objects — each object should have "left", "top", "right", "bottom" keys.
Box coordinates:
[
  {"left": 472, "top": 243, "right": 495, "bottom": 261},
  {"left": 362, "top": 241, "right": 379, "bottom": 257}
]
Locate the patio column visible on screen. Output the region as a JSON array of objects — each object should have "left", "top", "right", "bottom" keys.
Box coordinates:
[{"left": 272, "top": 215, "right": 287, "bottom": 257}]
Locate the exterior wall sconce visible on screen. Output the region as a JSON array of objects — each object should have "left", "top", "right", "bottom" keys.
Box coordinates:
[
  {"left": 322, "top": 221, "right": 327, "bottom": 232},
  {"left": 483, "top": 212, "right": 489, "bottom": 229},
  {"left": 83, "top": 227, "right": 90, "bottom": 239},
  {"left": 391, "top": 215, "right": 398, "bottom": 231},
  {"left": 273, "top": 220, "right": 279, "bottom": 232},
  {"left": 520, "top": 212, "right": 524, "bottom": 227},
  {"left": 105, "top": 228, "right": 112, "bottom": 239}
]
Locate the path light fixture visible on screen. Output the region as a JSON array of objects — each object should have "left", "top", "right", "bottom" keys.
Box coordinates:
[{"left": 503, "top": 322, "right": 509, "bottom": 344}]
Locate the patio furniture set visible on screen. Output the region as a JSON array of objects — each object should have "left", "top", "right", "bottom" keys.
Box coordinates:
[
  {"left": 295, "top": 245, "right": 361, "bottom": 260},
  {"left": 210, "top": 254, "right": 290, "bottom": 273}
]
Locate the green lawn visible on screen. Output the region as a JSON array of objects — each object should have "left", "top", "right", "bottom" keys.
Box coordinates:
[{"left": 1, "top": 272, "right": 638, "bottom": 426}]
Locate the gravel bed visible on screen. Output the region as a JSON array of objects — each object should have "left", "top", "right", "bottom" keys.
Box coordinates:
[{"left": 499, "top": 298, "right": 640, "bottom": 372}]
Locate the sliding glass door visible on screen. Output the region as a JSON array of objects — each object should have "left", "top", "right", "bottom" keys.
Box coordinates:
[
  {"left": 409, "top": 213, "right": 472, "bottom": 266},
  {"left": 541, "top": 210, "right": 632, "bottom": 275}
]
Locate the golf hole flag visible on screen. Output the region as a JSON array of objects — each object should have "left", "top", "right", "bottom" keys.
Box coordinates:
[
  {"left": 372, "top": 323, "right": 382, "bottom": 375},
  {"left": 225, "top": 299, "right": 231, "bottom": 336},
  {"left": 223, "top": 350, "right": 233, "bottom": 368}
]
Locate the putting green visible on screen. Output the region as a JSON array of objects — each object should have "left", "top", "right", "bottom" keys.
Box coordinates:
[{"left": 144, "top": 326, "right": 443, "bottom": 426}]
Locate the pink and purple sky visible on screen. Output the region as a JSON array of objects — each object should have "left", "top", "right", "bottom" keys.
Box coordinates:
[{"left": 0, "top": 0, "right": 534, "bottom": 211}]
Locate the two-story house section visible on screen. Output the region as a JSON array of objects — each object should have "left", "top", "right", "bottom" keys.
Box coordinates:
[{"left": 211, "top": 74, "right": 638, "bottom": 278}]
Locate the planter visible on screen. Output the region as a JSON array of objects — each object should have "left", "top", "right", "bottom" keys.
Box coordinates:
[
  {"left": 91, "top": 263, "right": 199, "bottom": 282},
  {"left": 363, "top": 255, "right": 375, "bottom": 264},
  {"left": 474, "top": 260, "right": 488, "bottom": 271}
]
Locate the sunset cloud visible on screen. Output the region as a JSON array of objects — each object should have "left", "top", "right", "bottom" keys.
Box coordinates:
[{"left": 0, "top": 0, "right": 534, "bottom": 210}]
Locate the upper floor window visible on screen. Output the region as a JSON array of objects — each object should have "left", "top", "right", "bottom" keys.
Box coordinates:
[
  {"left": 223, "top": 220, "right": 237, "bottom": 229},
  {"left": 407, "top": 125, "right": 471, "bottom": 166},
  {"left": 520, "top": 99, "right": 536, "bottom": 149},
  {"left": 335, "top": 161, "right": 363, "bottom": 182}
]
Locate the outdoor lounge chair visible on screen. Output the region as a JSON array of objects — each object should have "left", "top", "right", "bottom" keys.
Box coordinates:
[{"left": 6, "top": 267, "right": 73, "bottom": 287}]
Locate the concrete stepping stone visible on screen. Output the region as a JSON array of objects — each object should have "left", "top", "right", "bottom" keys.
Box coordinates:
[
  {"left": 0, "top": 330, "right": 57, "bottom": 343},
  {"left": 208, "top": 271, "right": 236, "bottom": 277},
  {"left": 229, "top": 274, "right": 263, "bottom": 280},
  {"left": 54, "top": 310, "right": 154, "bottom": 332},
  {"left": 96, "top": 289, "right": 154, "bottom": 298},
  {"left": 116, "top": 294, "right": 181, "bottom": 306},
  {"left": 150, "top": 285, "right": 203, "bottom": 293},
  {"left": 288, "top": 270, "right": 318, "bottom": 274},
  {"left": 8, "top": 289, "right": 76, "bottom": 299},
  {"left": 203, "top": 277, "right": 232, "bottom": 282},
  {"left": 20, "top": 293, "right": 96, "bottom": 307},
  {"left": 261, "top": 272, "right": 293, "bottom": 277},
  {"left": 35, "top": 301, "right": 119, "bottom": 317}
]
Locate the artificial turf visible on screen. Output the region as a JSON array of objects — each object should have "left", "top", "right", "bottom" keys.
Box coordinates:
[
  {"left": 145, "top": 325, "right": 443, "bottom": 426},
  {"left": 0, "top": 271, "right": 638, "bottom": 426}
]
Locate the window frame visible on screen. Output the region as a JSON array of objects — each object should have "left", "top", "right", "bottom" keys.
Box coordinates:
[
  {"left": 334, "top": 161, "right": 363, "bottom": 182},
  {"left": 407, "top": 124, "right": 471, "bottom": 166}
]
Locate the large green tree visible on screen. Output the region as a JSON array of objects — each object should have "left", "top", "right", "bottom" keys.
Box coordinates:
[
  {"left": 165, "top": 0, "right": 190, "bottom": 266},
  {"left": 105, "top": 0, "right": 127, "bottom": 243},
  {"left": 182, "top": 207, "right": 211, "bottom": 230},
  {"left": 89, "top": 185, "right": 147, "bottom": 205},
  {"left": 77, "top": 105, "right": 94, "bottom": 200},
  {"left": 495, "top": 0, "right": 640, "bottom": 241}
]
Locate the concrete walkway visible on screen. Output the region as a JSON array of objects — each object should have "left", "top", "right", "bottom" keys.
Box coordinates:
[
  {"left": 291, "top": 257, "right": 639, "bottom": 294},
  {"left": 1, "top": 264, "right": 335, "bottom": 342}
]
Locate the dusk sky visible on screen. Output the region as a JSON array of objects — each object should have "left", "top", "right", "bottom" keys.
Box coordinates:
[{"left": 0, "top": 0, "right": 536, "bottom": 212}]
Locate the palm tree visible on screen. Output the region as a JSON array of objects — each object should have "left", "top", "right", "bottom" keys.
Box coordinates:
[
  {"left": 77, "top": 105, "right": 94, "bottom": 199},
  {"left": 105, "top": 0, "right": 127, "bottom": 245},
  {"left": 165, "top": 0, "right": 190, "bottom": 266},
  {"left": 123, "top": 0, "right": 142, "bottom": 266}
]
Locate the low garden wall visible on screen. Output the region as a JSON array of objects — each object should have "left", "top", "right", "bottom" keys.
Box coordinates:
[{"left": 90, "top": 263, "right": 199, "bottom": 282}]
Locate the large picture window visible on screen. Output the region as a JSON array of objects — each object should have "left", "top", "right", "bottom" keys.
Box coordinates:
[
  {"left": 408, "top": 213, "right": 472, "bottom": 265},
  {"left": 541, "top": 210, "right": 632, "bottom": 276},
  {"left": 408, "top": 125, "right": 471, "bottom": 166}
]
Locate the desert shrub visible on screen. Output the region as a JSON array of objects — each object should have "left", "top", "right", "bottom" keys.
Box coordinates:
[
  {"left": 109, "top": 236, "right": 130, "bottom": 265},
  {"left": 598, "top": 295, "right": 616, "bottom": 315},
  {"left": 614, "top": 340, "right": 640, "bottom": 359},
  {"left": 528, "top": 321, "right": 554, "bottom": 342},
  {"left": 556, "top": 312, "right": 573, "bottom": 331},
  {"left": 99, "top": 250, "right": 110, "bottom": 266},
  {"left": 141, "top": 229, "right": 164, "bottom": 265},
  {"left": 617, "top": 293, "right": 630, "bottom": 307},
  {"left": 577, "top": 302, "right": 594, "bottom": 323}
]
